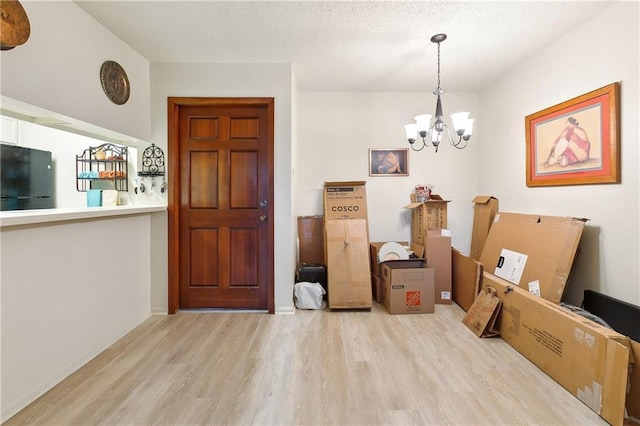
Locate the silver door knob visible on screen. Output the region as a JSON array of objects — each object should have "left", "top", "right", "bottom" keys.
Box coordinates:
[{"left": 260, "top": 215, "right": 268, "bottom": 222}]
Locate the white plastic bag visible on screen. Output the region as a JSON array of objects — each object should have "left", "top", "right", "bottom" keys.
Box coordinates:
[{"left": 293, "top": 281, "right": 326, "bottom": 309}]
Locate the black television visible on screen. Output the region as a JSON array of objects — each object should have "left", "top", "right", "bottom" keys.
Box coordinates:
[{"left": 0, "top": 143, "right": 53, "bottom": 211}]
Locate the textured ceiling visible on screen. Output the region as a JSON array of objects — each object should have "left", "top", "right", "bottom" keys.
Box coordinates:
[{"left": 74, "top": 0, "right": 617, "bottom": 92}]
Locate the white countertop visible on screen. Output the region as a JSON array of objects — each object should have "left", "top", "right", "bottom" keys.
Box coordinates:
[{"left": 0, "top": 205, "right": 167, "bottom": 227}]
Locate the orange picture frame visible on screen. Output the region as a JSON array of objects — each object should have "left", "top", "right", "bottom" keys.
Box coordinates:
[{"left": 525, "top": 82, "right": 620, "bottom": 187}]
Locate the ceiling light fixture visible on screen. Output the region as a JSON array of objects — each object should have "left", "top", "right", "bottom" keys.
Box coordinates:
[{"left": 404, "top": 34, "right": 474, "bottom": 152}]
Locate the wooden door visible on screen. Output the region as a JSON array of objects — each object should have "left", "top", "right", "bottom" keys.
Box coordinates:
[{"left": 168, "top": 98, "right": 274, "bottom": 313}]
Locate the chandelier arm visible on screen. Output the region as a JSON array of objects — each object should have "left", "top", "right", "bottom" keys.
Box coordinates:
[
  {"left": 410, "top": 140, "right": 429, "bottom": 152},
  {"left": 450, "top": 130, "right": 469, "bottom": 149},
  {"left": 422, "top": 133, "right": 432, "bottom": 149}
]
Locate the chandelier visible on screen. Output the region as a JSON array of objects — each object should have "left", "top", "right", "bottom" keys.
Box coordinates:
[{"left": 404, "top": 34, "right": 474, "bottom": 152}]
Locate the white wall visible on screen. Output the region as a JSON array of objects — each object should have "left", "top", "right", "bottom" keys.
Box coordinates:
[
  {"left": 0, "top": 2, "right": 156, "bottom": 419},
  {"left": 0, "top": 215, "right": 152, "bottom": 421},
  {"left": 149, "top": 63, "right": 295, "bottom": 313},
  {"left": 477, "top": 2, "right": 640, "bottom": 306},
  {"left": 296, "top": 92, "right": 479, "bottom": 254},
  {"left": 0, "top": 1, "right": 150, "bottom": 142}
]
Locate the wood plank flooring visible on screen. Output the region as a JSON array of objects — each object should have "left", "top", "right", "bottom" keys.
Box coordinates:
[{"left": 5, "top": 303, "right": 607, "bottom": 425}]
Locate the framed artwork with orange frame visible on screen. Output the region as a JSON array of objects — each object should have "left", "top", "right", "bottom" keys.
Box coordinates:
[{"left": 525, "top": 82, "right": 620, "bottom": 187}]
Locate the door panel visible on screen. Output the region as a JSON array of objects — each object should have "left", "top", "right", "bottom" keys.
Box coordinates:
[
  {"left": 230, "top": 151, "right": 258, "bottom": 208},
  {"left": 190, "top": 228, "right": 219, "bottom": 286},
  {"left": 168, "top": 98, "right": 274, "bottom": 313},
  {"left": 190, "top": 151, "right": 218, "bottom": 208}
]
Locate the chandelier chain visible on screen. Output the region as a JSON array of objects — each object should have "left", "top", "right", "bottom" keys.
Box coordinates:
[{"left": 436, "top": 41, "right": 441, "bottom": 92}]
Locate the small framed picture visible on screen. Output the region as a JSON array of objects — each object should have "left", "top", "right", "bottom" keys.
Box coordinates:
[{"left": 369, "top": 148, "right": 409, "bottom": 176}]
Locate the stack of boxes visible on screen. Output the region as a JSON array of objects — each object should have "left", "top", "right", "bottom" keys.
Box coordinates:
[
  {"left": 371, "top": 191, "right": 454, "bottom": 315},
  {"left": 401, "top": 193, "right": 453, "bottom": 305}
]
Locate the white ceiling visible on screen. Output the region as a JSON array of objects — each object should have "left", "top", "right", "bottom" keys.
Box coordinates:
[{"left": 74, "top": 0, "right": 617, "bottom": 92}]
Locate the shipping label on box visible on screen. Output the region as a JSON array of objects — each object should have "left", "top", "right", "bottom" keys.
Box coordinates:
[
  {"left": 493, "top": 248, "right": 528, "bottom": 284},
  {"left": 324, "top": 181, "right": 368, "bottom": 221}
]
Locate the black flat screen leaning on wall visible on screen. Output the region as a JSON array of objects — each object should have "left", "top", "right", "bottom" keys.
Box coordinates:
[{"left": 0, "top": 143, "right": 53, "bottom": 211}]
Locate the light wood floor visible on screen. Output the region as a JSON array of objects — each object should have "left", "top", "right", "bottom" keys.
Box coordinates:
[{"left": 5, "top": 302, "right": 607, "bottom": 426}]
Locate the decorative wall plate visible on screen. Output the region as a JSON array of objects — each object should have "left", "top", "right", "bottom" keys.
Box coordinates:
[
  {"left": 100, "top": 60, "right": 130, "bottom": 105},
  {"left": 0, "top": 0, "right": 31, "bottom": 50}
]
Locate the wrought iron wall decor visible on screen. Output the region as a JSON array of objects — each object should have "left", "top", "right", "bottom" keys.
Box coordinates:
[{"left": 136, "top": 143, "right": 166, "bottom": 195}]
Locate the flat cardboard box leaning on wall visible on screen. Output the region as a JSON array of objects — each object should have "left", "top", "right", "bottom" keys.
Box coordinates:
[
  {"left": 478, "top": 212, "right": 586, "bottom": 304},
  {"left": 470, "top": 196, "right": 499, "bottom": 261},
  {"left": 451, "top": 248, "right": 483, "bottom": 312},
  {"left": 482, "top": 273, "right": 634, "bottom": 426}
]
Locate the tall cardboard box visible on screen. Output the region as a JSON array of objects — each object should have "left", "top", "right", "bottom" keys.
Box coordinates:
[
  {"left": 478, "top": 212, "right": 586, "bottom": 303},
  {"left": 425, "top": 229, "right": 452, "bottom": 305},
  {"left": 324, "top": 219, "right": 372, "bottom": 309},
  {"left": 482, "top": 273, "right": 632, "bottom": 426},
  {"left": 297, "top": 215, "right": 324, "bottom": 264},
  {"left": 323, "top": 181, "right": 368, "bottom": 221},
  {"left": 403, "top": 194, "right": 450, "bottom": 245},
  {"left": 381, "top": 260, "right": 435, "bottom": 314},
  {"left": 470, "top": 196, "right": 499, "bottom": 261}
]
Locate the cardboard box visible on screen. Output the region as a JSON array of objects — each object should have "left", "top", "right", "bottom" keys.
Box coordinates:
[
  {"left": 470, "top": 196, "right": 499, "bottom": 261},
  {"left": 369, "top": 241, "right": 409, "bottom": 277},
  {"left": 482, "top": 273, "right": 633, "bottom": 426},
  {"left": 425, "top": 229, "right": 452, "bottom": 305},
  {"left": 381, "top": 260, "right": 435, "bottom": 314},
  {"left": 298, "top": 215, "right": 324, "bottom": 264},
  {"left": 628, "top": 339, "right": 640, "bottom": 421},
  {"left": 323, "top": 181, "right": 368, "bottom": 221},
  {"left": 478, "top": 213, "right": 586, "bottom": 303},
  {"left": 324, "top": 218, "right": 372, "bottom": 309},
  {"left": 371, "top": 273, "right": 383, "bottom": 303},
  {"left": 370, "top": 241, "right": 413, "bottom": 304},
  {"left": 451, "top": 248, "right": 483, "bottom": 312},
  {"left": 404, "top": 194, "right": 450, "bottom": 245}
]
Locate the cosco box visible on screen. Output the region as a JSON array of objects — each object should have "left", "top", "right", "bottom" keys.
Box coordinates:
[{"left": 323, "top": 181, "right": 368, "bottom": 221}]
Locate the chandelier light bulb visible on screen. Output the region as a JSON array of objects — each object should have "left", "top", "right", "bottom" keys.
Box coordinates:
[{"left": 404, "top": 123, "right": 418, "bottom": 143}]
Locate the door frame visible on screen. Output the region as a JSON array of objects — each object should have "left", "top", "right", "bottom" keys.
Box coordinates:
[{"left": 167, "top": 97, "right": 275, "bottom": 314}]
